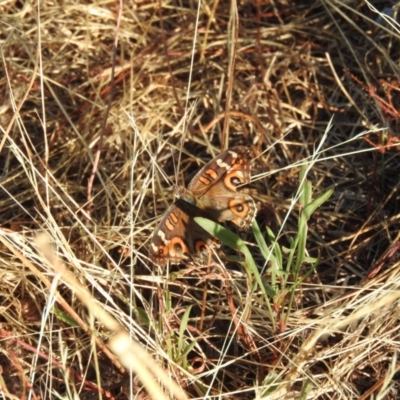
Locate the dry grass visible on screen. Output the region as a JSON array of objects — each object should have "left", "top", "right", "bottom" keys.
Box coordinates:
[{"left": 1, "top": 0, "right": 400, "bottom": 399}]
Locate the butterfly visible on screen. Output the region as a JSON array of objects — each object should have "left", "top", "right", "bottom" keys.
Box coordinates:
[{"left": 149, "top": 146, "right": 256, "bottom": 265}]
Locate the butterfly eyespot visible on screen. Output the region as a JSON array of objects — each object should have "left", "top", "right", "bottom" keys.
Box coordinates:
[
  {"left": 154, "top": 245, "right": 169, "bottom": 257},
  {"left": 234, "top": 203, "right": 244, "bottom": 212},
  {"left": 174, "top": 242, "right": 183, "bottom": 252},
  {"left": 229, "top": 199, "right": 251, "bottom": 220},
  {"left": 230, "top": 176, "right": 241, "bottom": 186},
  {"left": 195, "top": 241, "right": 209, "bottom": 253},
  {"left": 170, "top": 237, "right": 189, "bottom": 258}
]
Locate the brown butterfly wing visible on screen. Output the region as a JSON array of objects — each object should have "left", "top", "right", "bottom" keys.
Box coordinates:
[
  {"left": 149, "top": 202, "right": 216, "bottom": 266},
  {"left": 149, "top": 204, "right": 190, "bottom": 265},
  {"left": 186, "top": 146, "right": 257, "bottom": 229},
  {"left": 188, "top": 146, "right": 252, "bottom": 194}
]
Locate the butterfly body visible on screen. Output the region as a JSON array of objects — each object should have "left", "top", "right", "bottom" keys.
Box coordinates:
[{"left": 149, "top": 146, "right": 256, "bottom": 265}]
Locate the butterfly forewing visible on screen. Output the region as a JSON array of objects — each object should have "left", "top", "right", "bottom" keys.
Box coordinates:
[{"left": 188, "top": 146, "right": 252, "bottom": 194}]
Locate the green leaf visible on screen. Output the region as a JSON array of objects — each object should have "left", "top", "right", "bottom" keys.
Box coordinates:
[
  {"left": 178, "top": 306, "right": 192, "bottom": 355},
  {"left": 52, "top": 307, "right": 79, "bottom": 327},
  {"left": 194, "top": 217, "right": 276, "bottom": 299}
]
